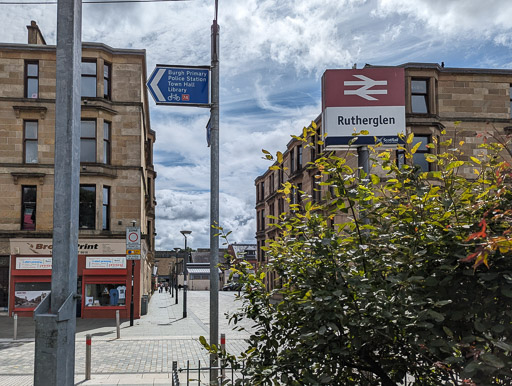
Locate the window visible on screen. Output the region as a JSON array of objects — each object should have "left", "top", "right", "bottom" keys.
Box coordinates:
[
  {"left": 297, "top": 145, "right": 302, "bottom": 170},
  {"left": 260, "top": 181, "right": 265, "bottom": 200},
  {"left": 24, "top": 121, "right": 38, "bottom": 164},
  {"left": 279, "top": 169, "right": 284, "bottom": 188},
  {"left": 297, "top": 183, "right": 302, "bottom": 204},
  {"left": 79, "top": 185, "right": 96, "bottom": 229},
  {"left": 81, "top": 120, "right": 96, "bottom": 163},
  {"left": 290, "top": 148, "right": 295, "bottom": 173},
  {"left": 103, "top": 62, "right": 111, "bottom": 99},
  {"left": 397, "top": 135, "right": 431, "bottom": 172},
  {"left": 260, "top": 209, "right": 265, "bottom": 230},
  {"left": 269, "top": 173, "right": 274, "bottom": 194},
  {"left": 102, "top": 186, "right": 110, "bottom": 231},
  {"left": 14, "top": 282, "right": 50, "bottom": 308},
  {"left": 269, "top": 202, "right": 275, "bottom": 223},
  {"left": 103, "top": 121, "right": 111, "bottom": 164},
  {"left": 312, "top": 174, "right": 320, "bottom": 202},
  {"left": 411, "top": 79, "right": 429, "bottom": 114},
  {"left": 278, "top": 197, "right": 284, "bottom": 215},
  {"left": 81, "top": 60, "right": 97, "bottom": 98},
  {"left": 25, "top": 61, "right": 39, "bottom": 98},
  {"left": 85, "top": 283, "right": 126, "bottom": 306},
  {"left": 21, "top": 186, "right": 36, "bottom": 230}
]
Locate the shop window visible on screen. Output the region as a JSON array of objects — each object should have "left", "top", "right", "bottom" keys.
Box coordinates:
[
  {"left": 411, "top": 79, "right": 429, "bottom": 114},
  {"left": 15, "top": 282, "right": 50, "bottom": 308},
  {"left": 81, "top": 60, "right": 97, "bottom": 98},
  {"left": 103, "top": 62, "right": 111, "bottom": 100},
  {"left": 85, "top": 283, "right": 126, "bottom": 306},
  {"left": 25, "top": 61, "right": 39, "bottom": 98},
  {"left": 79, "top": 185, "right": 96, "bottom": 229},
  {"left": 103, "top": 121, "right": 111, "bottom": 164},
  {"left": 102, "top": 186, "right": 110, "bottom": 231},
  {"left": 397, "top": 135, "right": 431, "bottom": 172},
  {"left": 81, "top": 120, "right": 96, "bottom": 163},
  {"left": 21, "top": 185, "right": 36, "bottom": 230},
  {"left": 24, "top": 120, "right": 38, "bottom": 164}
]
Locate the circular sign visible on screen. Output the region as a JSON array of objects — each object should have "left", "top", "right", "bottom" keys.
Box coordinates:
[{"left": 128, "top": 232, "right": 139, "bottom": 243}]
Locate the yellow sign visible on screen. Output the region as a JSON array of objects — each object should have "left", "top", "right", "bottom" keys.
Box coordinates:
[{"left": 126, "top": 249, "right": 141, "bottom": 255}]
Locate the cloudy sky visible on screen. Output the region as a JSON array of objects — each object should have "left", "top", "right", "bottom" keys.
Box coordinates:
[{"left": 1, "top": 0, "right": 512, "bottom": 249}]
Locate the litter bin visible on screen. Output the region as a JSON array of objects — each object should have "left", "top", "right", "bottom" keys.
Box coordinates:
[{"left": 141, "top": 295, "right": 148, "bottom": 316}]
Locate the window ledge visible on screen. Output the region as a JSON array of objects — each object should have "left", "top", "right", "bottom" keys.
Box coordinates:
[
  {"left": 11, "top": 172, "right": 45, "bottom": 184},
  {"left": 13, "top": 105, "right": 47, "bottom": 119},
  {"left": 80, "top": 164, "right": 117, "bottom": 178}
]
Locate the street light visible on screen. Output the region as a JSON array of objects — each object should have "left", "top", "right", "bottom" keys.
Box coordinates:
[{"left": 180, "top": 230, "right": 192, "bottom": 318}]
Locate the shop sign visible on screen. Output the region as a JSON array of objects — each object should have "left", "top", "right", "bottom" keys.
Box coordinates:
[
  {"left": 16, "top": 257, "right": 52, "bottom": 270},
  {"left": 322, "top": 68, "right": 405, "bottom": 147},
  {"left": 86, "top": 256, "right": 126, "bottom": 269},
  {"left": 10, "top": 238, "right": 126, "bottom": 256}
]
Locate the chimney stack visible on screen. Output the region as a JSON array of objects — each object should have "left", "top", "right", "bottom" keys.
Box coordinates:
[{"left": 27, "top": 21, "right": 47, "bottom": 45}]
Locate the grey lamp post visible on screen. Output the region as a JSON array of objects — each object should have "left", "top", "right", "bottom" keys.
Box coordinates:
[{"left": 181, "top": 230, "right": 191, "bottom": 318}]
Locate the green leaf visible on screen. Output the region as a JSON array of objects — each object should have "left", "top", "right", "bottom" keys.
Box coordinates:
[{"left": 481, "top": 353, "right": 505, "bottom": 368}]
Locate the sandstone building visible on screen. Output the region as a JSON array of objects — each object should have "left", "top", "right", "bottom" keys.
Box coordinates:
[
  {"left": 0, "top": 21, "right": 156, "bottom": 318},
  {"left": 256, "top": 63, "right": 512, "bottom": 290}
]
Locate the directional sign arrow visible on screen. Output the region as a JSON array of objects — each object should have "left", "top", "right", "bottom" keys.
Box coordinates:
[
  {"left": 343, "top": 75, "right": 388, "bottom": 101},
  {"left": 149, "top": 68, "right": 166, "bottom": 102}
]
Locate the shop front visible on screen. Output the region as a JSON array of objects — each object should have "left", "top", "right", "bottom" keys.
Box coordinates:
[{"left": 9, "top": 238, "right": 141, "bottom": 319}]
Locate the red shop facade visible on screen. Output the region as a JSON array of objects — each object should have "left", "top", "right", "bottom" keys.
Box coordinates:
[{"left": 9, "top": 238, "right": 141, "bottom": 319}]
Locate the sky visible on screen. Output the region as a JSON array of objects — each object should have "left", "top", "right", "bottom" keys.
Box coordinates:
[{"left": 1, "top": 0, "right": 512, "bottom": 249}]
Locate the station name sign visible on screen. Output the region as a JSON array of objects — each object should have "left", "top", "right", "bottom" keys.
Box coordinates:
[
  {"left": 147, "top": 65, "right": 210, "bottom": 107},
  {"left": 322, "top": 68, "right": 405, "bottom": 147}
]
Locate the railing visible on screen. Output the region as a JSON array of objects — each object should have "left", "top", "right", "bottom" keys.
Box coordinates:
[{"left": 172, "top": 360, "right": 246, "bottom": 386}]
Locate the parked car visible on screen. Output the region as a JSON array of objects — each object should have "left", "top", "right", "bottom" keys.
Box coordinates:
[{"left": 222, "top": 282, "right": 242, "bottom": 291}]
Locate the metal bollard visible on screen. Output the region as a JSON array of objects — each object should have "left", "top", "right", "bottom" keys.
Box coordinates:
[
  {"left": 220, "top": 333, "right": 226, "bottom": 381},
  {"left": 13, "top": 313, "right": 17, "bottom": 341},
  {"left": 116, "top": 310, "right": 120, "bottom": 339},
  {"left": 85, "top": 334, "right": 92, "bottom": 380}
]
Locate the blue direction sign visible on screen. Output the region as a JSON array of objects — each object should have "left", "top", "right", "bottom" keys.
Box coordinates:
[{"left": 147, "top": 65, "right": 210, "bottom": 107}]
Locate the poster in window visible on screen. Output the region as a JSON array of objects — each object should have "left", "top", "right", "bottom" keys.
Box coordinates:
[{"left": 15, "top": 290, "right": 50, "bottom": 308}]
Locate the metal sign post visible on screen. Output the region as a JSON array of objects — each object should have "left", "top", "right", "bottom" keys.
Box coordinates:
[
  {"left": 126, "top": 226, "right": 141, "bottom": 326},
  {"left": 34, "top": 0, "right": 82, "bottom": 384},
  {"left": 209, "top": 3, "right": 220, "bottom": 382}
]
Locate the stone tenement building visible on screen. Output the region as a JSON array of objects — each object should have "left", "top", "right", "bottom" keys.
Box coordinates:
[
  {"left": 255, "top": 62, "right": 512, "bottom": 290},
  {"left": 0, "top": 21, "right": 156, "bottom": 318}
]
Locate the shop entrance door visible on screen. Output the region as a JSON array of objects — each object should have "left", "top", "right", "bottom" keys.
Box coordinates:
[{"left": 0, "top": 266, "right": 8, "bottom": 308}]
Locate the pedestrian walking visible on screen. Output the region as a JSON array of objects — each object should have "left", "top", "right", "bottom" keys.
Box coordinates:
[{"left": 158, "top": 284, "right": 162, "bottom": 293}]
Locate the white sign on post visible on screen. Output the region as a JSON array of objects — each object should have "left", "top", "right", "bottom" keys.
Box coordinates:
[{"left": 126, "top": 227, "right": 141, "bottom": 260}]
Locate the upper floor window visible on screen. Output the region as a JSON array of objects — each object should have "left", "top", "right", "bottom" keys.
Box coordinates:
[
  {"left": 269, "top": 173, "right": 274, "bottom": 194},
  {"left": 411, "top": 79, "right": 429, "bottom": 114},
  {"left": 397, "top": 135, "right": 431, "bottom": 172},
  {"left": 21, "top": 185, "right": 36, "bottom": 230},
  {"left": 24, "top": 120, "right": 38, "bottom": 164},
  {"left": 103, "top": 121, "right": 111, "bottom": 164},
  {"left": 25, "top": 61, "right": 39, "bottom": 99},
  {"left": 103, "top": 62, "right": 111, "bottom": 100},
  {"left": 509, "top": 85, "right": 512, "bottom": 119},
  {"left": 79, "top": 185, "right": 96, "bottom": 229},
  {"left": 260, "top": 181, "right": 265, "bottom": 201},
  {"left": 290, "top": 148, "right": 295, "bottom": 174},
  {"left": 81, "top": 60, "right": 97, "bottom": 98},
  {"left": 81, "top": 120, "right": 96, "bottom": 163},
  {"left": 297, "top": 145, "right": 302, "bottom": 170},
  {"left": 102, "top": 186, "right": 110, "bottom": 231}
]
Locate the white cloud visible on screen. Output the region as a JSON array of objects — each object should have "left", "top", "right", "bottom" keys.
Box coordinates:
[{"left": 1, "top": 0, "right": 512, "bottom": 250}]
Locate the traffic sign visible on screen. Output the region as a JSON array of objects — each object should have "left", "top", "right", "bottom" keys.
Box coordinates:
[
  {"left": 322, "top": 68, "right": 405, "bottom": 147},
  {"left": 147, "top": 65, "right": 210, "bottom": 107},
  {"left": 126, "top": 227, "right": 140, "bottom": 249}
]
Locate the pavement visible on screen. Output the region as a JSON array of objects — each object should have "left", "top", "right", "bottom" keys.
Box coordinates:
[{"left": 0, "top": 290, "right": 252, "bottom": 385}]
